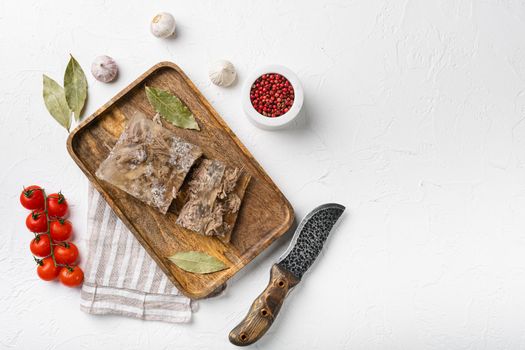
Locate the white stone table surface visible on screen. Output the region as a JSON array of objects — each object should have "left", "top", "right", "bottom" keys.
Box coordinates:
[{"left": 2, "top": 1, "right": 525, "bottom": 349}]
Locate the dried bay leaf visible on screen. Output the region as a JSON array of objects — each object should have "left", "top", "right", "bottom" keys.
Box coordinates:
[
  {"left": 43, "top": 75, "right": 72, "bottom": 131},
  {"left": 145, "top": 86, "right": 200, "bottom": 130},
  {"left": 64, "top": 55, "right": 88, "bottom": 121},
  {"left": 167, "top": 251, "right": 228, "bottom": 274}
]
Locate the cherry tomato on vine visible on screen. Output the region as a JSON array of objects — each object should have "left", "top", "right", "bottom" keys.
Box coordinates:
[
  {"left": 36, "top": 257, "right": 60, "bottom": 281},
  {"left": 49, "top": 220, "right": 73, "bottom": 241},
  {"left": 47, "top": 192, "right": 68, "bottom": 218},
  {"left": 30, "top": 234, "right": 51, "bottom": 257},
  {"left": 54, "top": 242, "right": 79, "bottom": 265},
  {"left": 58, "top": 266, "right": 84, "bottom": 287},
  {"left": 20, "top": 185, "right": 45, "bottom": 210},
  {"left": 26, "top": 210, "right": 47, "bottom": 233}
]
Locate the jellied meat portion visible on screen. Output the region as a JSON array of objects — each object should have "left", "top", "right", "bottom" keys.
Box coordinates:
[{"left": 96, "top": 112, "right": 203, "bottom": 213}]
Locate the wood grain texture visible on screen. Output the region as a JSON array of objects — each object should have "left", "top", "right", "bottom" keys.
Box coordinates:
[
  {"left": 66, "top": 62, "right": 294, "bottom": 299},
  {"left": 229, "top": 264, "right": 300, "bottom": 346}
]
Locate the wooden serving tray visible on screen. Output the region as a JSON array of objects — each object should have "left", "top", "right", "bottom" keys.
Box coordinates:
[{"left": 67, "top": 62, "right": 294, "bottom": 299}]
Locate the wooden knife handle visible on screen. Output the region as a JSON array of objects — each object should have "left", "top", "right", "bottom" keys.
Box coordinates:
[{"left": 229, "top": 264, "right": 300, "bottom": 346}]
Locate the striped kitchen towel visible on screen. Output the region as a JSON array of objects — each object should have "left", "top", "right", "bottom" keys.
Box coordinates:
[{"left": 80, "top": 184, "right": 192, "bottom": 323}]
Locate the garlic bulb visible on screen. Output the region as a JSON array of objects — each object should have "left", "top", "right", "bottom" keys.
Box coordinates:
[
  {"left": 208, "top": 60, "right": 236, "bottom": 87},
  {"left": 150, "top": 12, "right": 176, "bottom": 38},
  {"left": 91, "top": 55, "right": 118, "bottom": 83}
]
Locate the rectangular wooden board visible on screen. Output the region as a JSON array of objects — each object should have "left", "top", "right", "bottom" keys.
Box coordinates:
[{"left": 67, "top": 62, "right": 294, "bottom": 299}]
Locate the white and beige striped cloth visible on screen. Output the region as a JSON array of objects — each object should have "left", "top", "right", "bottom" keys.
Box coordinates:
[{"left": 80, "top": 185, "right": 192, "bottom": 323}]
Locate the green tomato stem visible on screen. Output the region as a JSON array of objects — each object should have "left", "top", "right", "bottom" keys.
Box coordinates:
[
  {"left": 30, "top": 189, "right": 69, "bottom": 268},
  {"left": 41, "top": 188, "right": 59, "bottom": 268}
]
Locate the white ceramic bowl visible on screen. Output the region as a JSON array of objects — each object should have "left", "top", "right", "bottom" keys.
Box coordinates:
[{"left": 242, "top": 65, "right": 304, "bottom": 130}]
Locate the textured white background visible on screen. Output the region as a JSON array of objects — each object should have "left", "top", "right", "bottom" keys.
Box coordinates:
[{"left": 2, "top": 0, "right": 525, "bottom": 349}]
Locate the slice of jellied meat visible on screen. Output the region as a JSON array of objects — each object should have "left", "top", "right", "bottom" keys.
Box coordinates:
[
  {"left": 95, "top": 112, "right": 203, "bottom": 214},
  {"left": 176, "top": 159, "right": 251, "bottom": 242}
]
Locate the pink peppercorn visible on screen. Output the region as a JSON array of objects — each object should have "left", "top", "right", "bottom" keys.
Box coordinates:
[{"left": 250, "top": 73, "right": 294, "bottom": 118}]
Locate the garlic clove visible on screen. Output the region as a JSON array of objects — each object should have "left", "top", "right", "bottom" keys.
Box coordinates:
[
  {"left": 150, "top": 12, "right": 176, "bottom": 38},
  {"left": 208, "top": 60, "right": 237, "bottom": 87},
  {"left": 91, "top": 55, "right": 118, "bottom": 83}
]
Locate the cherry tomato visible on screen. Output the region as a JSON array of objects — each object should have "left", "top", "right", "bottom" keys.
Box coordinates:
[
  {"left": 30, "top": 234, "right": 51, "bottom": 257},
  {"left": 26, "top": 210, "right": 48, "bottom": 233},
  {"left": 47, "top": 192, "right": 68, "bottom": 218},
  {"left": 36, "top": 257, "right": 60, "bottom": 281},
  {"left": 58, "top": 266, "right": 84, "bottom": 287},
  {"left": 49, "top": 220, "right": 73, "bottom": 241},
  {"left": 20, "top": 185, "right": 45, "bottom": 210},
  {"left": 54, "top": 242, "right": 79, "bottom": 265}
]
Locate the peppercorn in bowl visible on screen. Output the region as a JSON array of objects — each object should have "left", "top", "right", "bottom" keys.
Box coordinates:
[{"left": 242, "top": 65, "right": 304, "bottom": 130}]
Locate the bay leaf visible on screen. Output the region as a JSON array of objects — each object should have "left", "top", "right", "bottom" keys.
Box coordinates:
[
  {"left": 43, "top": 74, "right": 72, "bottom": 131},
  {"left": 167, "top": 251, "right": 228, "bottom": 274},
  {"left": 145, "top": 86, "right": 200, "bottom": 130},
  {"left": 64, "top": 55, "right": 88, "bottom": 121}
]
